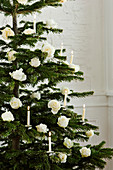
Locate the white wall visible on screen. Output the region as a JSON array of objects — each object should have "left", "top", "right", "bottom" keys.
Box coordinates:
[
  {"left": 31, "top": 1, "right": 113, "bottom": 168},
  {"left": 46, "top": 0, "right": 112, "bottom": 169},
  {"left": 0, "top": 0, "right": 113, "bottom": 169},
  {"left": 104, "top": 0, "right": 113, "bottom": 168}
]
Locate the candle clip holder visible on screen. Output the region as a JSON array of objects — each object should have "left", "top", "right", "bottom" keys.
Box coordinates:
[
  {"left": 47, "top": 150, "right": 54, "bottom": 153},
  {"left": 82, "top": 122, "right": 85, "bottom": 125},
  {"left": 62, "top": 106, "right": 67, "bottom": 110},
  {"left": 25, "top": 125, "right": 32, "bottom": 129}
]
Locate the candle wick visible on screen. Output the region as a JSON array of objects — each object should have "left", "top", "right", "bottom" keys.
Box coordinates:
[{"left": 27, "top": 106, "right": 30, "bottom": 111}]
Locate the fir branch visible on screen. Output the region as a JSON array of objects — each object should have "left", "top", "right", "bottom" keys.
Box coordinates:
[
  {"left": 17, "top": 0, "right": 61, "bottom": 14},
  {"left": 69, "top": 91, "right": 94, "bottom": 98}
]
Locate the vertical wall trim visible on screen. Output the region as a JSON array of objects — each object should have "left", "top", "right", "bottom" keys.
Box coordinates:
[{"left": 103, "top": 0, "right": 113, "bottom": 169}]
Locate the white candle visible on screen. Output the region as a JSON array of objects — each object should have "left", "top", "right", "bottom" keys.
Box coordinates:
[
  {"left": 33, "top": 14, "right": 36, "bottom": 33},
  {"left": 27, "top": 106, "right": 30, "bottom": 126},
  {"left": 49, "top": 131, "right": 52, "bottom": 152},
  {"left": 82, "top": 104, "right": 85, "bottom": 122},
  {"left": 70, "top": 50, "right": 73, "bottom": 64},
  {"left": 64, "top": 93, "right": 67, "bottom": 107},
  {"left": 60, "top": 42, "right": 63, "bottom": 56}
]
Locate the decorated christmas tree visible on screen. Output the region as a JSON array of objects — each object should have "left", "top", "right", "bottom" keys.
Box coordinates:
[{"left": 0, "top": 0, "right": 113, "bottom": 169}]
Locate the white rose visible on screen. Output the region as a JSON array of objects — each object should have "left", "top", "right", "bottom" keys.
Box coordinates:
[
  {"left": 69, "top": 64, "right": 80, "bottom": 73},
  {"left": 10, "top": 97, "right": 22, "bottom": 109},
  {"left": 23, "top": 28, "right": 34, "bottom": 34},
  {"left": 86, "top": 130, "right": 94, "bottom": 138},
  {"left": 48, "top": 100, "right": 61, "bottom": 114},
  {"left": 7, "top": 50, "right": 17, "bottom": 62},
  {"left": 58, "top": 153, "right": 67, "bottom": 163},
  {"left": 46, "top": 19, "right": 58, "bottom": 29},
  {"left": 17, "top": 0, "right": 27, "bottom": 5},
  {"left": 2, "top": 27, "right": 14, "bottom": 40},
  {"left": 1, "top": 110, "right": 14, "bottom": 122},
  {"left": 30, "top": 92, "right": 41, "bottom": 100},
  {"left": 80, "top": 147, "right": 91, "bottom": 157},
  {"left": 42, "top": 42, "right": 55, "bottom": 58},
  {"left": 63, "top": 137, "right": 73, "bottom": 149},
  {"left": 61, "top": 87, "right": 70, "bottom": 95},
  {"left": 29, "top": 58, "right": 40, "bottom": 68},
  {"left": 57, "top": 116, "right": 70, "bottom": 128},
  {"left": 36, "top": 123, "right": 48, "bottom": 133},
  {"left": 9, "top": 68, "right": 27, "bottom": 81}
]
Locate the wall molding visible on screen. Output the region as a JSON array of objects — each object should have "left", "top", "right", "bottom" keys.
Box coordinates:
[
  {"left": 106, "top": 91, "right": 113, "bottom": 97},
  {"left": 74, "top": 93, "right": 113, "bottom": 108},
  {"left": 71, "top": 94, "right": 108, "bottom": 108}
]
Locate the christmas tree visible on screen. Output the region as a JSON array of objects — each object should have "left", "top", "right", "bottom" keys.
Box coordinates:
[{"left": 0, "top": 0, "right": 113, "bottom": 169}]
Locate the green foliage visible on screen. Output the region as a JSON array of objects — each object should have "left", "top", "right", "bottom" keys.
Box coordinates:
[{"left": 0, "top": 0, "right": 113, "bottom": 169}]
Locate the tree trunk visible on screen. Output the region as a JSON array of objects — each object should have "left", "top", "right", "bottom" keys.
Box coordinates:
[
  {"left": 13, "top": 81, "right": 19, "bottom": 98},
  {"left": 13, "top": 4, "right": 19, "bottom": 98},
  {"left": 12, "top": 136, "right": 20, "bottom": 150},
  {"left": 12, "top": 3, "right": 20, "bottom": 150},
  {"left": 13, "top": 4, "right": 18, "bottom": 35}
]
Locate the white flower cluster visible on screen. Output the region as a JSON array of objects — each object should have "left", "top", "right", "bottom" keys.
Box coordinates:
[
  {"left": 10, "top": 97, "right": 22, "bottom": 109},
  {"left": 57, "top": 116, "right": 70, "bottom": 128},
  {"left": 30, "top": 92, "right": 41, "bottom": 100},
  {"left": 58, "top": 153, "right": 67, "bottom": 163},
  {"left": 42, "top": 42, "right": 55, "bottom": 58},
  {"left": 2, "top": 27, "right": 14, "bottom": 40},
  {"left": 23, "top": 28, "right": 34, "bottom": 34},
  {"left": 48, "top": 100, "right": 61, "bottom": 114},
  {"left": 86, "top": 130, "right": 94, "bottom": 138},
  {"left": 9, "top": 68, "right": 26, "bottom": 81},
  {"left": 17, "top": 0, "right": 28, "bottom": 5},
  {"left": 36, "top": 123, "right": 48, "bottom": 133},
  {"left": 29, "top": 58, "right": 40, "bottom": 68},
  {"left": 46, "top": 19, "right": 58, "bottom": 29},
  {"left": 80, "top": 147, "right": 91, "bottom": 157},
  {"left": 1, "top": 97, "right": 22, "bottom": 122},
  {"left": 7, "top": 50, "right": 17, "bottom": 62},
  {"left": 1, "top": 110, "right": 14, "bottom": 122},
  {"left": 63, "top": 137, "right": 73, "bottom": 149}
]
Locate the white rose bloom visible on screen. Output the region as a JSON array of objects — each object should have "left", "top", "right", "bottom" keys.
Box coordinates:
[
  {"left": 48, "top": 100, "right": 61, "bottom": 114},
  {"left": 46, "top": 19, "right": 58, "bottom": 29},
  {"left": 58, "top": 153, "right": 67, "bottom": 163},
  {"left": 29, "top": 58, "right": 40, "bottom": 68},
  {"left": 7, "top": 50, "right": 17, "bottom": 62},
  {"left": 10, "top": 97, "right": 22, "bottom": 109},
  {"left": 63, "top": 137, "right": 73, "bottom": 149},
  {"left": 57, "top": 116, "right": 70, "bottom": 128},
  {"left": 9, "top": 68, "right": 27, "bottom": 81},
  {"left": 23, "top": 28, "right": 34, "bottom": 35},
  {"left": 2, "top": 27, "right": 14, "bottom": 40},
  {"left": 61, "top": 87, "right": 70, "bottom": 95},
  {"left": 36, "top": 123, "right": 48, "bottom": 133},
  {"left": 42, "top": 42, "right": 55, "bottom": 58},
  {"left": 80, "top": 147, "right": 91, "bottom": 157},
  {"left": 51, "top": 108, "right": 60, "bottom": 114},
  {"left": 86, "top": 130, "right": 94, "bottom": 138},
  {"left": 17, "top": 0, "right": 27, "bottom": 5},
  {"left": 30, "top": 92, "right": 41, "bottom": 100},
  {"left": 69, "top": 64, "right": 80, "bottom": 73},
  {"left": 1, "top": 110, "right": 14, "bottom": 122}
]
